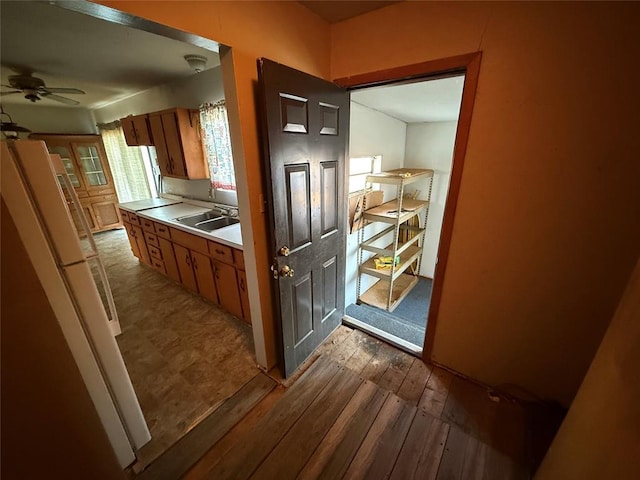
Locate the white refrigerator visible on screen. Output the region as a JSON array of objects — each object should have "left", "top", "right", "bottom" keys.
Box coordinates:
[{"left": 1, "top": 139, "right": 150, "bottom": 467}]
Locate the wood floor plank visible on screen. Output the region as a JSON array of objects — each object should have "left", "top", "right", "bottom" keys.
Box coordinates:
[
  {"left": 202, "top": 356, "right": 340, "bottom": 480},
  {"left": 397, "top": 358, "right": 432, "bottom": 406},
  {"left": 343, "top": 330, "right": 382, "bottom": 375},
  {"left": 389, "top": 410, "right": 450, "bottom": 480},
  {"left": 315, "top": 325, "right": 353, "bottom": 357},
  {"left": 343, "top": 395, "right": 416, "bottom": 480},
  {"left": 360, "top": 341, "right": 397, "bottom": 384},
  {"left": 435, "top": 425, "right": 476, "bottom": 480},
  {"left": 183, "top": 385, "right": 286, "bottom": 479},
  {"left": 136, "top": 372, "right": 276, "bottom": 480},
  {"left": 377, "top": 348, "right": 415, "bottom": 393},
  {"left": 328, "top": 329, "right": 361, "bottom": 365},
  {"left": 297, "top": 381, "right": 389, "bottom": 480},
  {"left": 418, "top": 366, "right": 454, "bottom": 418},
  {"left": 249, "top": 366, "right": 362, "bottom": 479}
]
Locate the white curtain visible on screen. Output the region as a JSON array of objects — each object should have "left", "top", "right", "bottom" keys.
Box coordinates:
[
  {"left": 99, "top": 123, "right": 151, "bottom": 202},
  {"left": 200, "top": 101, "right": 236, "bottom": 191}
]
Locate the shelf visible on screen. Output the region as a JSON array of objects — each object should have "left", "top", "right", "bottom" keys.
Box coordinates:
[
  {"left": 366, "top": 168, "right": 433, "bottom": 185},
  {"left": 362, "top": 198, "right": 429, "bottom": 224},
  {"left": 358, "top": 274, "right": 419, "bottom": 312},
  {"left": 361, "top": 232, "right": 424, "bottom": 257},
  {"left": 360, "top": 244, "right": 421, "bottom": 280}
]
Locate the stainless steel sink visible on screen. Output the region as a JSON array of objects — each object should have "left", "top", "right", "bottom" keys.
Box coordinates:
[{"left": 175, "top": 210, "right": 239, "bottom": 232}]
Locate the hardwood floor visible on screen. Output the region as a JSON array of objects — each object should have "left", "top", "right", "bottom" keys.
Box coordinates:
[
  {"left": 180, "top": 325, "right": 536, "bottom": 480},
  {"left": 94, "top": 229, "right": 259, "bottom": 470}
]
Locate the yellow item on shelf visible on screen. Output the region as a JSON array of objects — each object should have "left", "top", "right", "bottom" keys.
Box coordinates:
[{"left": 374, "top": 255, "right": 400, "bottom": 270}]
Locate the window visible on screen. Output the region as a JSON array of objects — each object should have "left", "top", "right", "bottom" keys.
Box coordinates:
[
  {"left": 348, "top": 155, "right": 382, "bottom": 194},
  {"left": 200, "top": 101, "right": 236, "bottom": 191}
]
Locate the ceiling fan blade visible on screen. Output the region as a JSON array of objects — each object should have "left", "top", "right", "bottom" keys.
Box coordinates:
[
  {"left": 40, "top": 92, "right": 80, "bottom": 106},
  {"left": 0, "top": 91, "right": 21, "bottom": 96},
  {"left": 42, "top": 87, "right": 86, "bottom": 95}
]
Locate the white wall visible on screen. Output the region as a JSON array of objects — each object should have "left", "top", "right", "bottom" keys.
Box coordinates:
[
  {"left": 404, "top": 122, "right": 458, "bottom": 278},
  {"left": 345, "top": 101, "right": 407, "bottom": 305},
  {"left": 6, "top": 104, "right": 97, "bottom": 135}
]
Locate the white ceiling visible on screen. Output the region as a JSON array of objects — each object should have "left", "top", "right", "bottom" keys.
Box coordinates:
[
  {"left": 351, "top": 75, "right": 465, "bottom": 124},
  {"left": 0, "top": 1, "right": 220, "bottom": 110}
]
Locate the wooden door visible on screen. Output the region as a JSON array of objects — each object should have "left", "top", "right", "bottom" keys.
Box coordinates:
[
  {"left": 132, "top": 115, "right": 152, "bottom": 145},
  {"left": 80, "top": 199, "right": 98, "bottom": 231},
  {"left": 174, "top": 244, "right": 198, "bottom": 292},
  {"left": 124, "top": 222, "right": 141, "bottom": 258},
  {"left": 214, "top": 260, "right": 243, "bottom": 319},
  {"left": 161, "top": 112, "right": 187, "bottom": 178},
  {"left": 192, "top": 251, "right": 218, "bottom": 304},
  {"left": 93, "top": 200, "right": 121, "bottom": 230},
  {"left": 237, "top": 269, "right": 251, "bottom": 324},
  {"left": 149, "top": 114, "right": 172, "bottom": 176},
  {"left": 131, "top": 224, "right": 150, "bottom": 265},
  {"left": 121, "top": 116, "right": 138, "bottom": 146},
  {"left": 158, "top": 237, "right": 181, "bottom": 283},
  {"left": 72, "top": 141, "right": 112, "bottom": 194},
  {"left": 259, "top": 59, "right": 349, "bottom": 376}
]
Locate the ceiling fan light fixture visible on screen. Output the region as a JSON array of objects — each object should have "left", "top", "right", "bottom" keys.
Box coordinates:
[
  {"left": 184, "top": 54, "right": 208, "bottom": 73},
  {"left": 0, "top": 107, "right": 31, "bottom": 138}
]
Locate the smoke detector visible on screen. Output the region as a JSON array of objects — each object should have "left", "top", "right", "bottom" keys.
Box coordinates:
[{"left": 184, "top": 55, "right": 208, "bottom": 73}]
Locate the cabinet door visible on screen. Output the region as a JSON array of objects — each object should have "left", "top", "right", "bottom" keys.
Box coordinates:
[
  {"left": 148, "top": 114, "right": 172, "bottom": 176},
  {"left": 158, "top": 237, "right": 181, "bottom": 283},
  {"left": 237, "top": 269, "right": 251, "bottom": 324},
  {"left": 93, "top": 200, "right": 122, "bottom": 230},
  {"left": 80, "top": 199, "right": 98, "bottom": 231},
  {"left": 174, "top": 244, "right": 198, "bottom": 292},
  {"left": 124, "top": 222, "right": 141, "bottom": 258},
  {"left": 161, "top": 112, "right": 187, "bottom": 178},
  {"left": 132, "top": 115, "right": 152, "bottom": 145},
  {"left": 192, "top": 251, "right": 218, "bottom": 304},
  {"left": 121, "top": 116, "right": 138, "bottom": 146},
  {"left": 132, "top": 224, "right": 151, "bottom": 265},
  {"left": 73, "top": 142, "right": 110, "bottom": 190},
  {"left": 214, "top": 261, "right": 242, "bottom": 318},
  {"left": 47, "top": 144, "right": 86, "bottom": 191}
]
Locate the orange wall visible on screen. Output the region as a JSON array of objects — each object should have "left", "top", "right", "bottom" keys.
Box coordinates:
[
  {"left": 535, "top": 259, "right": 640, "bottom": 479},
  {"left": 1, "top": 201, "right": 125, "bottom": 479},
  {"left": 333, "top": 1, "right": 640, "bottom": 405}
]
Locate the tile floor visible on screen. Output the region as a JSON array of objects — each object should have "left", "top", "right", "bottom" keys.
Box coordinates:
[{"left": 94, "top": 228, "right": 259, "bottom": 469}]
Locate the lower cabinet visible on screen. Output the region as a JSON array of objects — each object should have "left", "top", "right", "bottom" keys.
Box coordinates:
[{"left": 120, "top": 209, "right": 249, "bottom": 323}]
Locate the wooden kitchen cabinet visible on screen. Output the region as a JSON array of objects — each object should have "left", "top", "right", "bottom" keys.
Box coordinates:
[
  {"left": 123, "top": 220, "right": 150, "bottom": 266},
  {"left": 214, "top": 260, "right": 242, "bottom": 319},
  {"left": 237, "top": 269, "right": 251, "bottom": 324},
  {"left": 31, "top": 134, "right": 122, "bottom": 233},
  {"left": 120, "top": 114, "right": 153, "bottom": 146},
  {"left": 174, "top": 244, "right": 199, "bottom": 293},
  {"left": 158, "top": 237, "right": 181, "bottom": 283},
  {"left": 192, "top": 251, "right": 219, "bottom": 304},
  {"left": 148, "top": 108, "right": 208, "bottom": 180}
]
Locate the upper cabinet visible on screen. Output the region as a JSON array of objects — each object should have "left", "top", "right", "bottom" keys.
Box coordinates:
[
  {"left": 121, "top": 114, "right": 153, "bottom": 146},
  {"left": 148, "top": 108, "right": 208, "bottom": 180}
]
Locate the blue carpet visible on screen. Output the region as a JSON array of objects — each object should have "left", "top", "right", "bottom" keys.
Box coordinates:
[{"left": 346, "top": 278, "right": 432, "bottom": 347}]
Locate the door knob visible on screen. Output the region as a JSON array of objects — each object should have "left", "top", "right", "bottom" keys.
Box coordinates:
[
  {"left": 279, "top": 265, "right": 295, "bottom": 277},
  {"left": 279, "top": 245, "right": 290, "bottom": 257}
]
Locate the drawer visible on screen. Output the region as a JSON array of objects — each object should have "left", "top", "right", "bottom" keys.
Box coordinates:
[
  {"left": 209, "top": 241, "right": 233, "bottom": 264},
  {"left": 90, "top": 194, "right": 117, "bottom": 203},
  {"left": 89, "top": 188, "right": 115, "bottom": 197},
  {"left": 119, "top": 209, "right": 130, "bottom": 222},
  {"left": 150, "top": 257, "right": 166, "bottom": 275},
  {"left": 128, "top": 213, "right": 141, "bottom": 226},
  {"left": 144, "top": 231, "right": 160, "bottom": 248},
  {"left": 232, "top": 249, "right": 245, "bottom": 270},
  {"left": 148, "top": 244, "right": 163, "bottom": 260},
  {"left": 154, "top": 222, "right": 171, "bottom": 239},
  {"left": 141, "top": 218, "right": 156, "bottom": 233},
  {"left": 170, "top": 227, "right": 208, "bottom": 255},
  {"left": 77, "top": 190, "right": 90, "bottom": 199}
]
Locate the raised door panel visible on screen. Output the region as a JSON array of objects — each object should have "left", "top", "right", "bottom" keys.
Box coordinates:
[
  {"left": 72, "top": 142, "right": 110, "bottom": 191},
  {"left": 80, "top": 199, "right": 97, "bottom": 231},
  {"left": 121, "top": 116, "right": 138, "bottom": 146},
  {"left": 124, "top": 222, "right": 141, "bottom": 259},
  {"left": 192, "top": 251, "right": 218, "bottom": 304},
  {"left": 158, "top": 237, "right": 181, "bottom": 283},
  {"left": 161, "top": 112, "right": 187, "bottom": 178},
  {"left": 176, "top": 108, "right": 207, "bottom": 179},
  {"left": 132, "top": 115, "right": 152, "bottom": 145},
  {"left": 174, "top": 244, "right": 198, "bottom": 292},
  {"left": 93, "top": 200, "right": 122, "bottom": 230},
  {"left": 214, "top": 261, "right": 242, "bottom": 319},
  {"left": 237, "top": 269, "right": 251, "bottom": 323},
  {"left": 149, "top": 114, "right": 171, "bottom": 176},
  {"left": 132, "top": 224, "right": 151, "bottom": 265}
]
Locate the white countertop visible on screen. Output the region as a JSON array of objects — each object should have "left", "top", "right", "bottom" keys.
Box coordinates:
[
  {"left": 119, "top": 201, "right": 243, "bottom": 250},
  {"left": 118, "top": 197, "right": 181, "bottom": 212}
]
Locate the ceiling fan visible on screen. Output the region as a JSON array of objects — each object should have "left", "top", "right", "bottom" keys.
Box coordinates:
[{"left": 1, "top": 72, "right": 85, "bottom": 105}]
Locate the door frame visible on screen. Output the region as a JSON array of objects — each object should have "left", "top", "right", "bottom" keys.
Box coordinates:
[{"left": 334, "top": 51, "right": 482, "bottom": 361}]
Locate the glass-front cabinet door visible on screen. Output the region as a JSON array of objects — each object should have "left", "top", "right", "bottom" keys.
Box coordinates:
[
  {"left": 47, "top": 145, "right": 85, "bottom": 190},
  {"left": 73, "top": 142, "right": 109, "bottom": 188}
]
